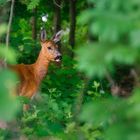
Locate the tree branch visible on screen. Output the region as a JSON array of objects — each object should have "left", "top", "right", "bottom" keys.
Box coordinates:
[
  {"left": 53, "top": 0, "right": 62, "bottom": 9},
  {"left": 6, "top": 0, "right": 15, "bottom": 48}
]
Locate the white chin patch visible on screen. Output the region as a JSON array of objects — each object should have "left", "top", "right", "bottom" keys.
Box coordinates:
[{"left": 55, "top": 59, "right": 60, "bottom": 62}]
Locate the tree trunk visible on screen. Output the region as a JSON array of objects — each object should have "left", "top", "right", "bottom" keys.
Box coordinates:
[
  {"left": 69, "top": 0, "right": 76, "bottom": 57},
  {"left": 53, "top": 0, "right": 61, "bottom": 33},
  {"left": 31, "top": 8, "right": 37, "bottom": 41},
  {"left": 0, "top": 3, "right": 9, "bottom": 43},
  {"left": 53, "top": 0, "right": 62, "bottom": 51}
]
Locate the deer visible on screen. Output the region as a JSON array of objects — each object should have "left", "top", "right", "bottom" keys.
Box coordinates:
[{"left": 9, "top": 28, "right": 63, "bottom": 111}]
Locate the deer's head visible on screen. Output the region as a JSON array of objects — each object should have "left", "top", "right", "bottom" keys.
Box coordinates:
[{"left": 40, "top": 28, "right": 63, "bottom": 62}]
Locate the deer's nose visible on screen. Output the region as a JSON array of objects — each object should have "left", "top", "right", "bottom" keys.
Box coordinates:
[
  {"left": 58, "top": 55, "right": 62, "bottom": 60},
  {"left": 56, "top": 55, "right": 62, "bottom": 60},
  {"left": 55, "top": 54, "right": 62, "bottom": 62}
]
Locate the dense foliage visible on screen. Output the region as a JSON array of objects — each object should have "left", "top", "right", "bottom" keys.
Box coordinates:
[{"left": 0, "top": 0, "right": 140, "bottom": 139}]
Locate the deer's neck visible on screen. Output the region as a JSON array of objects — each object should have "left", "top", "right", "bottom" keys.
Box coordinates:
[{"left": 34, "top": 50, "right": 50, "bottom": 82}]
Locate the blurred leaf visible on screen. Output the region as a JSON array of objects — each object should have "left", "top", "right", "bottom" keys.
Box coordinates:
[
  {"left": 0, "top": 24, "right": 7, "bottom": 37},
  {"left": 105, "top": 45, "right": 138, "bottom": 64},
  {"left": 77, "top": 44, "right": 107, "bottom": 77},
  {"left": 0, "top": 45, "right": 17, "bottom": 64},
  {"left": 0, "top": 70, "right": 20, "bottom": 121},
  {"left": 130, "top": 30, "right": 140, "bottom": 48},
  {"left": 0, "top": 0, "right": 7, "bottom": 5}
]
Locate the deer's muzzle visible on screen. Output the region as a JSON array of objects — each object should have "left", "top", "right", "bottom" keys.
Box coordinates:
[{"left": 54, "top": 55, "right": 62, "bottom": 62}]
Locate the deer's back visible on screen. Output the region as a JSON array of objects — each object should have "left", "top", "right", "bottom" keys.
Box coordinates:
[{"left": 9, "top": 64, "right": 39, "bottom": 97}]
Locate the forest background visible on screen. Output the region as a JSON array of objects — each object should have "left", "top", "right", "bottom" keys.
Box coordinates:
[{"left": 0, "top": 0, "right": 140, "bottom": 140}]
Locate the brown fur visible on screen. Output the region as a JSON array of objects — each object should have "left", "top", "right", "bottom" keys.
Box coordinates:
[{"left": 9, "top": 40, "right": 60, "bottom": 110}]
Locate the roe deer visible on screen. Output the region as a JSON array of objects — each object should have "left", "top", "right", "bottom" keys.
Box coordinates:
[{"left": 9, "top": 28, "right": 63, "bottom": 110}]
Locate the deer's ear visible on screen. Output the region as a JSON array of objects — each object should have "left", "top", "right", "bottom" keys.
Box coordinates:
[
  {"left": 40, "top": 28, "right": 47, "bottom": 42},
  {"left": 52, "top": 30, "right": 63, "bottom": 43}
]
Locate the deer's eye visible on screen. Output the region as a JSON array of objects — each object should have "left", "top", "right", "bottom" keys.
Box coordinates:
[{"left": 48, "top": 46, "right": 52, "bottom": 50}]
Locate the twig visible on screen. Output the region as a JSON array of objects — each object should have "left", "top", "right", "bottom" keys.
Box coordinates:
[
  {"left": 6, "top": 0, "right": 15, "bottom": 48},
  {"left": 130, "top": 68, "right": 139, "bottom": 87},
  {"left": 105, "top": 71, "right": 115, "bottom": 86},
  {"left": 4, "top": 0, "right": 15, "bottom": 66},
  {"left": 73, "top": 78, "right": 90, "bottom": 140},
  {"left": 53, "top": 0, "right": 62, "bottom": 9},
  {"left": 74, "top": 78, "right": 90, "bottom": 122}
]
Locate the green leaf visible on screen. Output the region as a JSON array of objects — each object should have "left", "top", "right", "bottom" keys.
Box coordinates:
[
  {"left": 93, "top": 81, "right": 100, "bottom": 88},
  {"left": 27, "top": 0, "right": 40, "bottom": 10}
]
